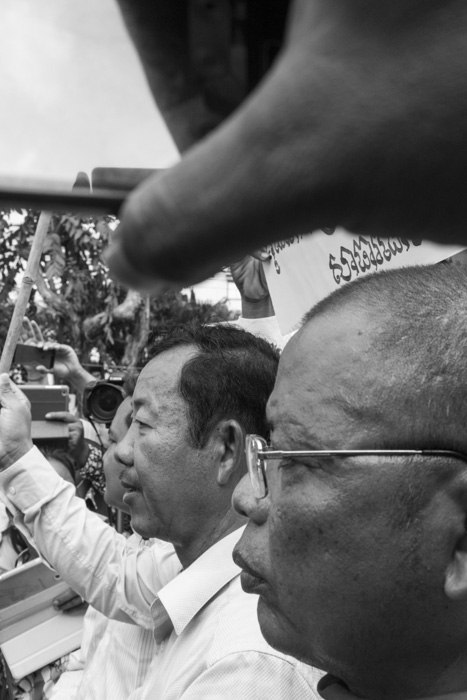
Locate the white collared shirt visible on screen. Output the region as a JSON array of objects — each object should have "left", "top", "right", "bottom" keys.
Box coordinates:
[
  {"left": 52, "top": 538, "right": 167, "bottom": 700},
  {"left": 0, "top": 449, "right": 322, "bottom": 699},
  {"left": 128, "top": 529, "right": 322, "bottom": 700}
]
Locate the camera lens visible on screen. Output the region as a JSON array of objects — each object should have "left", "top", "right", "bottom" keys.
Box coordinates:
[{"left": 84, "top": 381, "right": 125, "bottom": 424}]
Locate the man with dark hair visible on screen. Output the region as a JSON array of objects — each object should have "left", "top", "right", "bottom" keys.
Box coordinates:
[
  {"left": 233, "top": 263, "right": 467, "bottom": 700},
  {"left": 147, "top": 323, "right": 274, "bottom": 447},
  {"left": 0, "top": 324, "right": 321, "bottom": 699}
]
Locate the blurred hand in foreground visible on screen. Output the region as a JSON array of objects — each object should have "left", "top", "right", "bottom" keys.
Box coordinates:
[{"left": 106, "top": 1, "right": 467, "bottom": 295}]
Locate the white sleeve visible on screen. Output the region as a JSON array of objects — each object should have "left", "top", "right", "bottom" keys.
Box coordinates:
[
  {"left": 51, "top": 607, "right": 107, "bottom": 699},
  {"left": 0, "top": 447, "right": 181, "bottom": 628}
]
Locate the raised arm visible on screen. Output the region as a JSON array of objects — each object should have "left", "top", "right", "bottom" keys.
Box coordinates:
[{"left": 0, "top": 375, "right": 180, "bottom": 627}]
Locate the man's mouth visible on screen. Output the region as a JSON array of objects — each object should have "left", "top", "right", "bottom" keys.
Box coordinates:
[
  {"left": 121, "top": 481, "right": 139, "bottom": 493},
  {"left": 119, "top": 471, "right": 140, "bottom": 493},
  {"left": 232, "top": 549, "right": 268, "bottom": 595}
]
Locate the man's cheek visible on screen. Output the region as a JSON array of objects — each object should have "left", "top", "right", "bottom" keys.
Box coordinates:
[{"left": 272, "top": 501, "right": 313, "bottom": 557}]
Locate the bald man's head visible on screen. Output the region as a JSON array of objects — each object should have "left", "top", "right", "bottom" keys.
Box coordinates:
[{"left": 299, "top": 264, "right": 467, "bottom": 452}]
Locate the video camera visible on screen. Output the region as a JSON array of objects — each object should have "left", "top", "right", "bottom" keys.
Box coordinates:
[{"left": 83, "top": 377, "right": 125, "bottom": 425}]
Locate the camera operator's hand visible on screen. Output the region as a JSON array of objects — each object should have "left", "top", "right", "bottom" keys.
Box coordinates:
[
  {"left": 45, "top": 411, "right": 90, "bottom": 469},
  {"left": 40, "top": 343, "right": 95, "bottom": 394},
  {"left": 20, "top": 319, "right": 48, "bottom": 384},
  {"left": 20, "top": 319, "right": 95, "bottom": 393},
  {"left": 230, "top": 251, "right": 274, "bottom": 319},
  {"left": 0, "top": 374, "right": 34, "bottom": 470}
]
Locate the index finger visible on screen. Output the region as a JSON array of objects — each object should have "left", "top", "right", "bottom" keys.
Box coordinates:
[
  {"left": 45, "top": 411, "right": 77, "bottom": 423},
  {"left": 29, "top": 320, "right": 44, "bottom": 344},
  {"left": 103, "top": 239, "right": 175, "bottom": 294},
  {"left": 20, "top": 317, "right": 34, "bottom": 343}
]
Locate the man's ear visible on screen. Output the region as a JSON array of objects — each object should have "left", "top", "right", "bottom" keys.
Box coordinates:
[
  {"left": 445, "top": 530, "right": 467, "bottom": 600},
  {"left": 214, "top": 420, "right": 244, "bottom": 487}
]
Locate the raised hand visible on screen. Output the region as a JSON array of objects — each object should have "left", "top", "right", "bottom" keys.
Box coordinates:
[
  {"left": 230, "top": 252, "right": 274, "bottom": 319},
  {"left": 19, "top": 319, "right": 48, "bottom": 384},
  {"left": 0, "top": 374, "right": 33, "bottom": 470}
]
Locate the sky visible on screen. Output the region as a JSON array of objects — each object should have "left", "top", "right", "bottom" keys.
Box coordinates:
[
  {"left": 0, "top": 0, "right": 179, "bottom": 186},
  {"left": 0, "top": 0, "right": 238, "bottom": 307}
]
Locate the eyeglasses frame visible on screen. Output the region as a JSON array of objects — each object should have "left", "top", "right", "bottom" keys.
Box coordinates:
[{"left": 245, "top": 433, "right": 467, "bottom": 499}]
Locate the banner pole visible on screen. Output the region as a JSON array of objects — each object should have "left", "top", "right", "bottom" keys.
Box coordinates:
[{"left": 0, "top": 211, "right": 52, "bottom": 374}]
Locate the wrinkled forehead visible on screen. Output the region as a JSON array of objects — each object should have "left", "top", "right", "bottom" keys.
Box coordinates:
[
  {"left": 268, "top": 311, "right": 381, "bottom": 448},
  {"left": 133, "top": 345, "right": 198, "bottom": 408},
  {"left": 138, "top": 345, "right": 197, "bottom": 386}
]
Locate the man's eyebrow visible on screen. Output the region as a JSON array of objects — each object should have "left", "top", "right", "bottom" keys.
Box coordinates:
[
  {"left": 132, "top": 397, "right": 144, "bottom": 412},
  {"left": 132, "top": 396, "right": 157, "bottom": 420}
]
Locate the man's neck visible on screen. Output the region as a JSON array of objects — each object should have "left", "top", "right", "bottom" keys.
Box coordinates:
[
  {"left": 321, "top": 662, "right": 467, "bottom": 700},
  {"left": 175, "top": 510, "right": 246, "bottom": 569}
]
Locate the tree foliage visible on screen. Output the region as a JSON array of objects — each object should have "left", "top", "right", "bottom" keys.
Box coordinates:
[{"left": 0, "top": 209, "right": 235, "bottom": 371}]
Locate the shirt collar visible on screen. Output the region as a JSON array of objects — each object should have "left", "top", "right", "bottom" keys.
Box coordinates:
[{"left": 151, "top": 526, "right": 245, "bottom": 636}]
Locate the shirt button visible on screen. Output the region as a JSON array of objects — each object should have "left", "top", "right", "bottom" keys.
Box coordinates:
[{"left": 8, "top": 487, "right": 16, "bottom": 495}]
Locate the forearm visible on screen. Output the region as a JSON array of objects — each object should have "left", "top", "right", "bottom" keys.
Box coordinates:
[
  {"left": 0, "top": 448, "right": 178, "bottom": 627},
  {"left": 68, "top": 366, "right": 96, "bottom": 394}
]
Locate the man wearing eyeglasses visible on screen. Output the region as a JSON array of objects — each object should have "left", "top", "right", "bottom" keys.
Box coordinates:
[{"left": 233, "top": 262, "right": 467, "bottom": 700}]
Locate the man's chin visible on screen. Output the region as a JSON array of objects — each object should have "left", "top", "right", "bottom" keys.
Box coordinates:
[
  {"left": 256, "top": 597, "right": 314, "bottom": 665},
  {"left": 256, "top": 597, "right": 290, "bottom": 654},
  {"left": 103, "top": 492, "right": 130, "bottom": 515},
  {"left": 125, "top": 512, "right": 153, "bottom": 540}
]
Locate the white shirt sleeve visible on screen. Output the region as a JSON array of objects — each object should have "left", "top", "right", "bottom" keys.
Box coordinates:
[{"left": 0, "top": 447, "right": 181, "bottom": 628}]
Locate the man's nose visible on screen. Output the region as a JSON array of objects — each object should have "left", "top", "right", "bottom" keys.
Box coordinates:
[
  {"left": 232, "top": 474, "right": 269, "bottom": 525},
  {"left": 114, "top": 426, "right": 134, "bottom": 466}
]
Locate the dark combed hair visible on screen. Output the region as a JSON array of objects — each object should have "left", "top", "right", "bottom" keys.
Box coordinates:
[
  {"left": 147, "top": 324, "right": 280, "bottom": 447},
  {"left": 301, "top": 263, "right": 467, "bottom": 452}
]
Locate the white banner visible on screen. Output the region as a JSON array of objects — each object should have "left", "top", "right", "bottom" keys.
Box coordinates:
[{"left": 264, "top": 229, "right": 464, "bottom": 335}]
